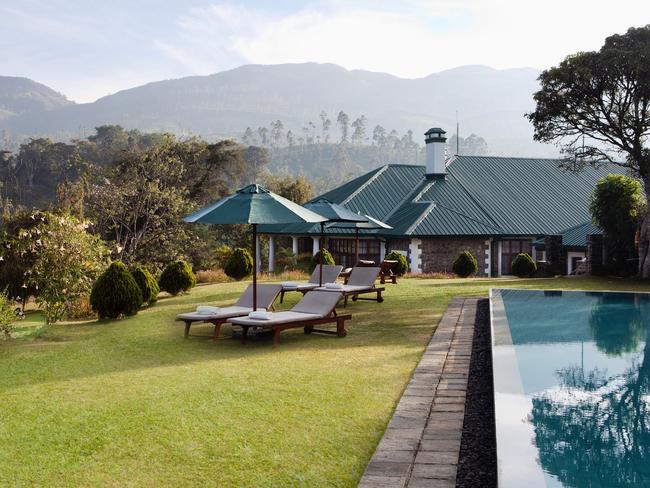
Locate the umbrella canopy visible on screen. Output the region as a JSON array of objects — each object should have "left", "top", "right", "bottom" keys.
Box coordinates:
[
  {"left": 184, "top": 184, "right": 327, "bottom": 310},
  {"left": 327, "top": 213, "right": 392, "bottom": 265},
  {"left": 184, "top": 184, "right": 326, "bottom": 225},
  {"left": 302, "top": 198, "right": 367, "bottom": 286}
]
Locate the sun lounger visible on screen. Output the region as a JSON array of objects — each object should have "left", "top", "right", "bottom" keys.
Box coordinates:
[
  {"left": 228, "top": 290, "right": 351, "bottom": 346},
  {"left": 279, "top": 264, "right": 343, "bottom": 303},
  {"left": 175, "top": 284, "right": 282, "bottom": 340},
  {"left": 379, "top": 259, "right": 399, "bottom": 284},
  {"left": 316, "top": 266, "right": 385, "bottom": 306}
]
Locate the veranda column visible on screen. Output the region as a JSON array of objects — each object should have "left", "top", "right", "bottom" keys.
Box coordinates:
[
  {"left": 268, "top": 235, "right": 275, "bottom": 273},
  {"left": 292, "top": 236, "right": 299, "bottom": 256},
  {"left": 312, "top": 236, "right": 320, "bottom": 255},
  {"left": 255, "top": 234, "right": 261, "bottom": 274}
]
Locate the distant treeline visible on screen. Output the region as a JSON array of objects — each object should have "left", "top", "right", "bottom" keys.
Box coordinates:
[{"left": 240, "top": 110, "right": 488, "bottom": 192}]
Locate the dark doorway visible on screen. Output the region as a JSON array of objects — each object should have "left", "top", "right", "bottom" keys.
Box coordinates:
[{"left": 500, "top": 239, "right": 532, "bottom": 275}]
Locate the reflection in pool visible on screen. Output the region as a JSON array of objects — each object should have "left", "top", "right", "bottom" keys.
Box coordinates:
[{"left": 491, "top": 289, "right": 650, "bottom": 488}]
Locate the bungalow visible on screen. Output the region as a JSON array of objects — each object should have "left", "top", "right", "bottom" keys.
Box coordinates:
[{"left": 261, "top": 128, "right": 618, "bottom": 276}]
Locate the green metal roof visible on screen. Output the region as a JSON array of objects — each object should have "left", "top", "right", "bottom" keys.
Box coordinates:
[
  {"left": 260, "top": 157, "right": 625, "bottom": 238},
  {"left": 533, "top": 221, "right": 603, "bottom": 249}
]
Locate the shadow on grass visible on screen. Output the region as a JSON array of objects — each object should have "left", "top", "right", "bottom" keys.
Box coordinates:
[{"left": 0, "top": 288, "right": 439, "bottom": 391}]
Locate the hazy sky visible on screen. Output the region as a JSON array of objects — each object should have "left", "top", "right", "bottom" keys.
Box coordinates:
[{"left": 1, "top": 0, "right": 648, "bottom": 103}]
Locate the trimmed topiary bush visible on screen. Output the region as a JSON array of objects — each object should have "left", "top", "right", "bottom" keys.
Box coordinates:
[
  {"left": 309, "top": 248, "right": 335, "bottom": 272},
  {"left": 159, "top": 259, "right": 196, "bottom": 295},
  {"left": 131, "top": 266, "right": 160, "bottom": 304},
  {"left": 90, "top": 262, "right": 144, "bottom": 319},
  {"left": 385, "top": 251, "right": 409, "bottom": 275},
  {"left": 452, "top": 250, "right": 478, "bottom": 278},
  {"left": 511, "top": 253, "right": 537, "bottom": 277},
  {"left": 224, "top": 248, "right": 254, "bottom": 280}
]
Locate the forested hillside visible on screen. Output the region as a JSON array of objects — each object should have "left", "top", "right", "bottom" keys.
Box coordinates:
[
  {"left": 0, "top": 76, "right": 72, "bottom": 121},
  {"left": 0, "top": 63, "right": 547, "bottom": 157}
]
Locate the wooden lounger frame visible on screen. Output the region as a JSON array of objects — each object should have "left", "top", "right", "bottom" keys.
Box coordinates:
[
  {"left": 340, "top": 287, "right": 385, "bottom": 307},
  {"left": 178, "top": 302, "right": 277, "bottom": 341},
  {"left": 178, "top": 317, "right": 232, "bottom": 341},
  {"left": 238, "top": 311, "right": 352, "bottom": 347}
]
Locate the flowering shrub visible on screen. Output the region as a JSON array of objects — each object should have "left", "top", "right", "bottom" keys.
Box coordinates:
[{"left": 7, "top": 212, "right": 110, "bottom": 324}]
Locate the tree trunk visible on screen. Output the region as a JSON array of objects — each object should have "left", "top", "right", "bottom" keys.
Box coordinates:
[{"left": 639, "top": 194, "right": 650, "bottom": 278}]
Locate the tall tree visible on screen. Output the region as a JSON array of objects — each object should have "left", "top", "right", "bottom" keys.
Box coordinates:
[
  {"left": 351, "top": 115, "right": 367, "bottom": 144},
  {"left": 270, "top": 120, "right": 284, "bottom": 147},
  {"left": 527, "top": 25, "right": 650, "bottom": 276},
  {"left": 336, "top": 110, "right": 349, "bottom": 143},
  {"left": 242, "top": 127, "right": 256, "bottom": 146},
  {"left": 320, "top": 110, "right": 331, "bottom": 143},
  {"left": 257, "top": 127, "right": 269, "bottom": 146},
  {"left": 590, "top": 174, "right": 644, "bottom": 276},
  {"left": 372, "top": 125, "right": 387, "bottom": 146}
]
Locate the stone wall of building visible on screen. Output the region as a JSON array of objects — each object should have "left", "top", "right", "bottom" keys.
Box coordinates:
[
  {"left": 545, "top": 235, "right": 565, "bottom": 275},
  {"left": 420, "top": 237, "right": 490, "bottom": 276},
  {"left": 587, "top": 234, "right": 604, "bottom": 275}
]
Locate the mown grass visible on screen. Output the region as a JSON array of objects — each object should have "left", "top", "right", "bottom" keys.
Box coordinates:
[{"left": 2, "top": 275, "right": 650, "bottom": 487}]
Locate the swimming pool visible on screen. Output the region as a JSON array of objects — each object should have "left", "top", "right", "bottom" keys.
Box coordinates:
[{"left": 490, "top": 288, "right": 650, "bottom": 488}]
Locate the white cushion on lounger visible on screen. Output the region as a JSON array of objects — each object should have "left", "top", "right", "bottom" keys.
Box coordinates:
[
  {"left": 176, "top": 305, "right": 252, "bottom": 321},
  {"left": 296, "top": 283, "right": 319, "bottom": 291},
  {"left": 316, "top": 285, "right": 373, "bottom": 293},
  {"left": 324, "top": 282, "right": 343, "bottom": 289},
  {"left": 196, "top": 305, "right": 220, "bottom": 314},
  {"left": 248, "top": 310, "right": 271, "bottom": 320},
  {"left": 229, "top": 311, "right": 322, "bottom": 327},
  {"left": 281, "top": 281, "right": 299, "bottom": 288}
]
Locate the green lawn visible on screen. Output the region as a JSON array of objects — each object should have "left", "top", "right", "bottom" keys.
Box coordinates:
[{"left": 2, "top": 276, "right": 650, "bottom": 487}]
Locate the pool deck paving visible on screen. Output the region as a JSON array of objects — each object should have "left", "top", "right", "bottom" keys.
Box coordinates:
[{"left": 358, "top": 297, "right": 478, "bottom": 488}]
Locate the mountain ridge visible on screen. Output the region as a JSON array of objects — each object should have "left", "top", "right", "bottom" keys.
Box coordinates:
[
  {"left": 0, "top": 63, "right": 551, "bottom": 156},
  {"left": 0, "top": 75, "right": 74, "bottom": 120}
]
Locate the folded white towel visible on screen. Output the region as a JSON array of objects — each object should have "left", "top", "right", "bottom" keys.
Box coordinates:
[
  {"left": 282, "top": 281, "right": 299, "bottom": 288},
  {"left": 248, "top": 309, "right": 271, "bottom": 320},
  {"left": 196, "top": 305, "right": 220, "bottom": 315},
  {"left": 325, "top": 282, "right": 343, "bottom": 289}
]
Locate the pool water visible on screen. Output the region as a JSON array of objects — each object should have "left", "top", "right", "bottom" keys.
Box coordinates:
[{"left": 490, "top": 289, "right": 650, "bottom": 488}]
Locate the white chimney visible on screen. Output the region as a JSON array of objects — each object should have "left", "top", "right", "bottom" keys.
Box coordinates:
[{"left": 424, "top": 127, "right": 447, "bottom": 176}]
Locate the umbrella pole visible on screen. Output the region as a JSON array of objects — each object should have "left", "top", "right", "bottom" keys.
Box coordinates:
[
  {"left": 319, "top": 222, "right": 324, "bottom": 286},
  {"left": 355, "top": 228, "right": 360, "bottom": 265},
  {"left": 252, "top": 223, "right": 257, "bottom": 311}
]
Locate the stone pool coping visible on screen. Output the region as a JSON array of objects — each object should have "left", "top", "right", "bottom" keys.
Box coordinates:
[{"left": 358, "top": 297, "right": 478, "bottom": 488}]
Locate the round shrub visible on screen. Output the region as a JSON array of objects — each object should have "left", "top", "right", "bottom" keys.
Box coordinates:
[
  {"left": 224, "top": 248, "right": 254, "bottom": 280},
  {"left": 309, "top": 248, "right": 335, "bottom": 272},
  {"left": 452, "top": 251, "right": 478, "bottom": 278},
  {"left": 385, "top": 251, "right": 409, "bottom": 275},
  {"left": 511, "top": 253, "right": 537, "bottom": 277},
  {"left": 159, "top": 259, "right": 196, "bottom": 295},
  {"left": 131, "top": 266, "right": 160, "bottom": 304},
  {"left": 214, "top": 244, "right": 233, "bottom": 269},
  {"left": 90, "top": 262, "right": 143, "bottom": 319}
]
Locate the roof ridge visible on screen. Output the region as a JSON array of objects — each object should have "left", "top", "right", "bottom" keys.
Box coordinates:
[
  {"left": 453, "top": 155, "right": 563, "bottom": 162},
  {"left": 444, "top": 171, "right": 503, "bottom": 230},
  {"left": 406, "top": 202, "right": 437, "bottom": 235},
  {"left": 341, "top": 165, "right": 389, "bottom": 205},
  {"left": 383, "top": 180, "right": 433, "bottom": 221}
]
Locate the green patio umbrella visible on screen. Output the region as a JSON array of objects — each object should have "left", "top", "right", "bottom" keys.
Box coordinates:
[
  {"left": 184, "top": 184, "right": 327, "bottom": 310},
  {"left": 327, "top": 214, "right": 392, "bottom": 265},
  {"left": 302, "top": 198, "right": 367, "bottom": 286}
]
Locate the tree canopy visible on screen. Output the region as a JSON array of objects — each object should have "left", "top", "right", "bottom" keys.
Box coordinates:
[{"left": 528, "top": 25, "right": 650, "bottom": 275}]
